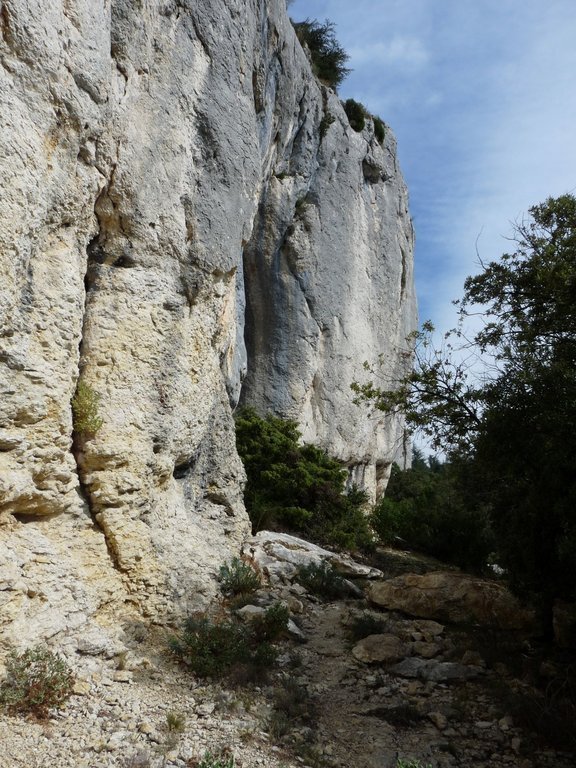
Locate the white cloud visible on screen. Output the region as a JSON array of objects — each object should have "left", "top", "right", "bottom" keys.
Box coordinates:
[
  {"left": 348, "top": 35, "right": 429, "bottom": 69},
  {"left": 290, "top": 0, "right": 576, "bottom": 339}
]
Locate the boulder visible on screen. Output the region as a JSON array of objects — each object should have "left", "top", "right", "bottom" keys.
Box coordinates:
[
  {"left": 368, "top": 571, "right": 538, "bottom": 631},
  {"left": 352, "top": 634, "right": 406, "bottom": 664},
  {"left": 390, "top": 657, "right": 479, "bottom": 682},
  {"left": 241, "top": 531, "right": 382, "bottom": 584}
]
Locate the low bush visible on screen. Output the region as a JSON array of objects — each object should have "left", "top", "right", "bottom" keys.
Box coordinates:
[
  {"left": 343, "top": 99, "right": 367, "bottom": 132},
  {"left": 165, "top": 710, "right": 186, "bottom": 733},
  {"left": 396, "top": 760, "right": 433, "bottom": 768},
  {"left": 295, "top": 561, "right": 355, "bottom": 601},
  {"left": 170, "top": 603, "right": 288, "bottom": 682},
  {"left": 0, "top": 645, "right": 75, "bottom": 719},
  {"left": 170, "top": 615, "right": 249, "bottom": 679},
  {"left": 267, "top": 676, "right": 317, "bottom": 740},
  {"left": 218, "top": 557, "right": 261, "bottom": 597},
  {"left": 195, "top": 748, "right": 236, "bottom": 768},
  {"left": 251, "top": 602, "right": 290, "bottom": 643},
  {"left": 319, "top": 112, "right": 335, "bottom": 139},
  {"left": 348, "top": 612, "right": 387, "bottom": 641}
]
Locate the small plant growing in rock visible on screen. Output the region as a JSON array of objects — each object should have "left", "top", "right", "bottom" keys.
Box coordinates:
[
  {"left": 72, "top": 379, "right": 103, "bottom": 436},
  {"left": 295, "top": 561, "right": 353, "bottom": 601},
  {"left": 124, "top": 750, "right": 151, "bottom": 768},
  {"left": 218, "top": 557, "right": 261, "bottom": 596},
  {"left": 0, "top": 645, "right": 75, "bottom": 719},
  {"left": 269, "top": 677, "right": 317, "bottom": 738},
  {"left": 165, "top": 710, "right": 186, "bottom": 733},
  {"left": 373, "top": 115, "right": 386, "bottom": 144},
  {"left": 194, "top": 747, "right": 235, "bottom": 767},
  {"left": 319, "top": 112, "right": 335, "bottom": 139},
  {"left": 343, "top": 98, "right": 367, "bottom": 132}
]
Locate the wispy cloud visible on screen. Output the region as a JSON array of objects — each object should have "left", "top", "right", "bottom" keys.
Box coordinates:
[
  {"left": 348, "top": 36, "right": 429, "bottom": 69},
  {"left": 289, "top": 0, "right": 576, "bottom": 334}
]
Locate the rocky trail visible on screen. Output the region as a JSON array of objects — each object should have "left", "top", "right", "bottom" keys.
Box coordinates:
[{"left": 0, "top": 536, "right": 574, "bottom": 768}]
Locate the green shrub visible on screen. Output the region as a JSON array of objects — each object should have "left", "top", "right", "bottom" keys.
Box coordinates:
[
  {"left": 72, "top": 380, "right": 103, "bottom": 436},
  {"left": 251, "top": 602, "right": 290, "bottom": 642},
  {"left": 235, "top": 407, "right": 373, "bottom": 552},
  {"left": 0, "top": 645, "right": 75, "bottom": 718},
  {"left": 371, "top": 459, "right": 495, "bottom": 572},
  {"left": 319, "top": 113, "right": 335, "bottom": 139},
  {"left": 170, "top": 605, "right": 286, "bottom": 681},
  {"left": 170, "top": 615, "right": 248, "bottom": 678},
  {"left": 267, "top": 677, "right": 317, "bottom": 740},
  {"left": 295, "top": 195, "right": 310, "bottom": 213},
  {"left": 348, "top": 612, "right": 386, "bottom": 641},
  {"left": 373, "top": 116, "right": 386, "bottom": 144},
  {"left": 343, "top": 99, "right": 366, "bottom": 132},
  {"left": 295, "top": 561, "right": 355, "bottom": 601},
  {"left": 292, "top": 18, "right": 350, "bottom": 90},
  {"left": 165, "top": 710, "right": 186, "bottom": 733},
  {"left": 218, "top": 557, "right": 261, "bottom": 596},
  {"left": 196, "top": 748, "right": 235, "bottom": 768}
]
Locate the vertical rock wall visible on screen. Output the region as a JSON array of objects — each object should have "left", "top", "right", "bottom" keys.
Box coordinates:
[
  {"left": 0, "top": 0, "right": 415, "bottom": 651},
  {"left": 241, "top": 89, "right": 416, "bottom": 498}
]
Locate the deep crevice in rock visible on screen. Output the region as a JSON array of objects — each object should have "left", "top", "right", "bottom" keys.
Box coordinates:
[{"left": 69, "top": 196, "right": 124, "bottom": 575}]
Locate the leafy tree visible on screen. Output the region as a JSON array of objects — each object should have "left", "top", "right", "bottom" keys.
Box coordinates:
[
  {"left": 371, "top": 457, "right": 494, "bottom": 572},
  {"left": 292, "top": 18, "right": 351, "bottom": 90},
  {"left": 354, "top": 195, "right": 576, "bottom": 634},
  {"left": 234, "top": 407, "right": 372, "bottom": 551}
]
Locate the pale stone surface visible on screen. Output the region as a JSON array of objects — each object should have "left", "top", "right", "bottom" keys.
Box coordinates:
[
  {"left": 0, "top": 0, "right": 414, "bottom": 649},
  {"left": 352, "top": 633, "right": 405, "bottom": 664},
  {"left": 241, "top": 92, "right": 417, "bottom": 501},
  {"left": 390, "top": 657, "right": 479, "bottom": 682},
  {"left": 368, "top": 571, "right": 538, "bottom": 631},
  {"left": 241, "top": 530, "right": 383, "bottom": 583}
]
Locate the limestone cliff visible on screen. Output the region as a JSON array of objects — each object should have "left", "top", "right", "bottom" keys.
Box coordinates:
[
  {"left": 241, "top": 90, "right": 415, "bottom": 497},
  {"left": 0, "top": 0, "right": 415, "bottom": 650}
]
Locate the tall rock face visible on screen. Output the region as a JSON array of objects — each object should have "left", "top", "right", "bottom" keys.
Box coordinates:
[
  {"left": 0, "top": 0, "right": 415, "bottom": 650},
  {"left": 241, "top": 91, "right": 415, "bottom": 497}
]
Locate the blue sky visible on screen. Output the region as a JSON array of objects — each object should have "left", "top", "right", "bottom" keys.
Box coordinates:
[{"left": 288, "top": 0, "right": 576, "bottom": 333}]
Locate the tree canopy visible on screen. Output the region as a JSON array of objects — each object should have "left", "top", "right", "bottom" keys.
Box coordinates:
[
  {"left": 234, "top": 407, "right": 372, "bottom": 551},
  {"left": 354, "top": 195, "right": 576, "bottom": 633}
]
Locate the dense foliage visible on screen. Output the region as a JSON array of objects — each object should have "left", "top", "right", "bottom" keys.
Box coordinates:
[
  {"left": 292, "top": 18, "right": 351, "bottom": 90},
  {"left": 343, "top": 98, "right": 367, "bottom": 132},
  {"left": 170, "top": 603, "right": 288, "bottom": 681},
  {"left": 0, "top": 646, "right": 75, "bottom": 718},
  {"left": 354, "top": 195, "right": 576, "bottom": 634},
  {"left": 234, "top": 407, "right": 372, "bottom": 551},
  {"left": 371, "top": 451, "right": 494, "bottom": 572}
]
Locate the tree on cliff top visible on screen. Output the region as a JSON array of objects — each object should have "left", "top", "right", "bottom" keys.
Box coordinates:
[
  {"left": 354, "top": 194, "right": 576, "bottom": 634},
  {"left": 292, "top": 18, "right": 351, "bottom": 90}
]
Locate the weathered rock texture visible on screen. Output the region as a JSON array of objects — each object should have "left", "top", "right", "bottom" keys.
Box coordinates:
[
  {"left": 368, "top": 572, "right": 538, "bottom": 632},
  {"left": 0, "top": 0, "right": 415, "bottom": 649},
  {"left": 241, "top": 90, "right": 416, "bottom": 498}
]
